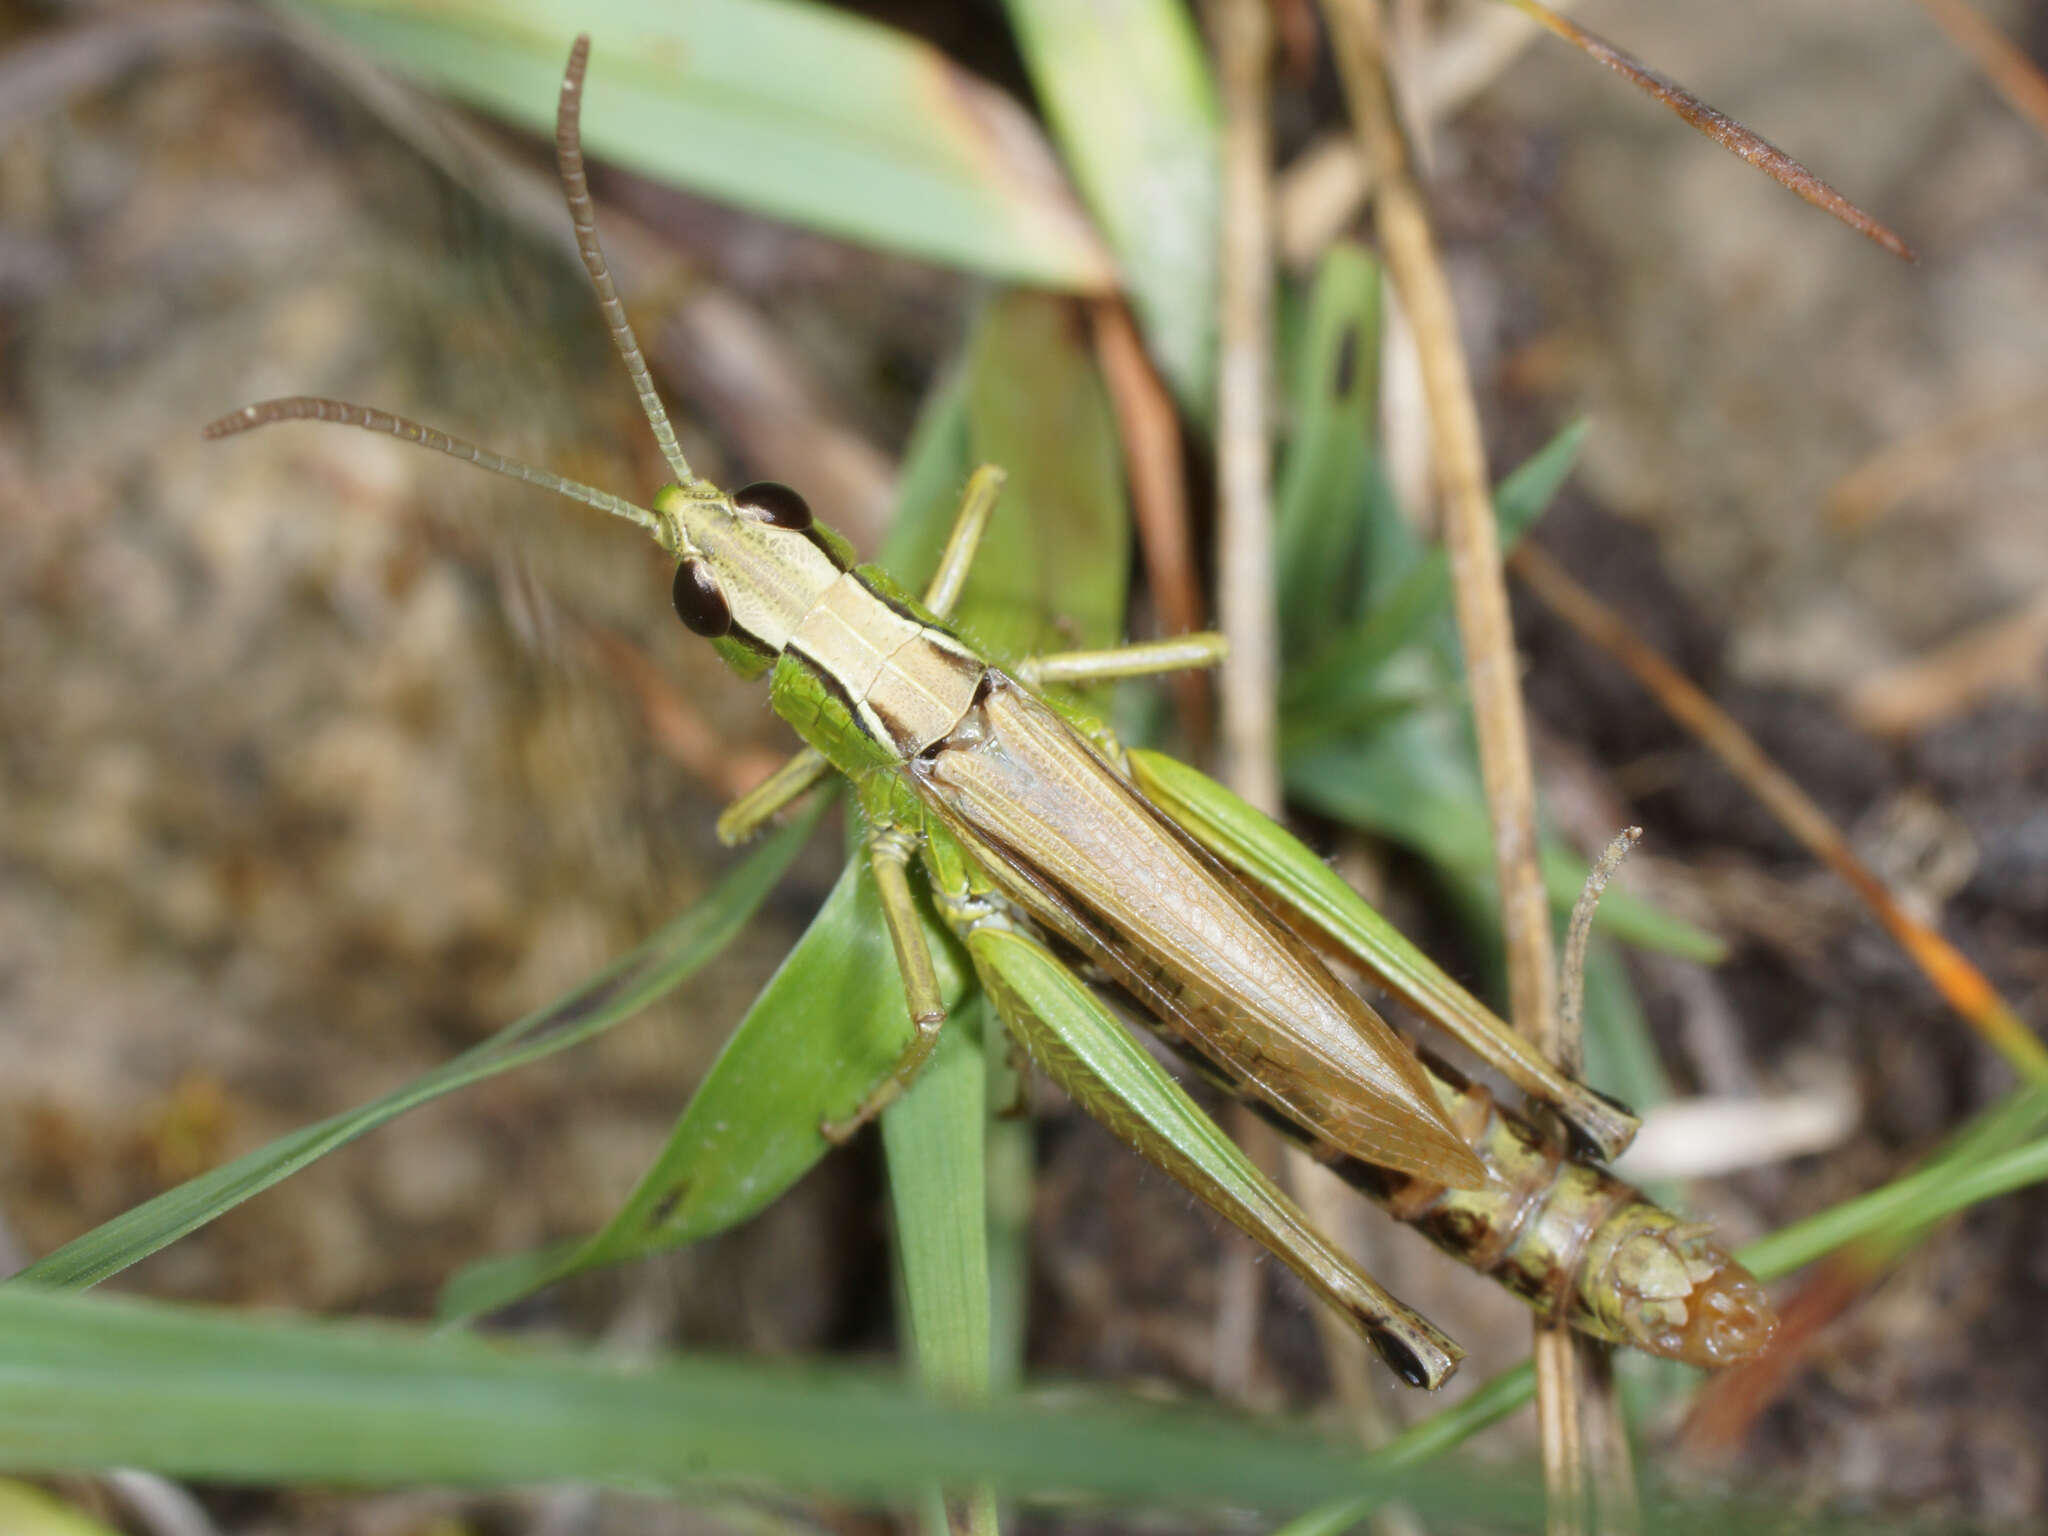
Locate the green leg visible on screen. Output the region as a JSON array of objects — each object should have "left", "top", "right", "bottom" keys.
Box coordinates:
[
  {"left": 716, "top": 747, "right": 832, "bottom": 846},
  {"left": 1017, "top": 631, "right": 1228, "bottom": 688},
  {"left": 820, "top": 826, "right": 949, "bottom": 1143},
  {"left": 921, "top": 464, "right": 1007, "bottom": 621}
]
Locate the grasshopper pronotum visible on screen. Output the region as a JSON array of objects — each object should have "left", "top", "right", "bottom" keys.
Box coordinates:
[{"left": 203, "top": 36, "right": 1774, "bottom": 1388}]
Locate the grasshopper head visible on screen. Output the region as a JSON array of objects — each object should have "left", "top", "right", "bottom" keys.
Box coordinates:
[{"left": 653, "top": 478, "right": 856, "bottom": 673}]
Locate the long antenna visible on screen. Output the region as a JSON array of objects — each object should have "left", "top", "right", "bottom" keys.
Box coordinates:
[
  {"left": 556, "top": 34, "right": 698, "bottom": 490},
  {"left": 201, "top": 398, "right": 672, "bottom": 545}
]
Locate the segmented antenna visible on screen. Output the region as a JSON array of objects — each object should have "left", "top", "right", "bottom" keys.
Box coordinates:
[
  {"left": 1558, "top": 826, "right": 1642, "bottom": 1055},
  {"left": 557, "top": 35, "right": 697, "bottom": 490},
  {"left": 200, "top": 398, "right": 671, "bottom": 544}
]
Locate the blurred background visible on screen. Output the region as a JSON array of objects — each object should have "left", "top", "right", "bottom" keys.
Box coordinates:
[{"left": 3, "top": 0, "right": 2046, "bottom": 1530}]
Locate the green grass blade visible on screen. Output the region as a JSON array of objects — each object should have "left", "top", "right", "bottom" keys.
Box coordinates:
[
  {"left": 442, "top": 844, "right": 971, "bottom": 1320},
  {"left": 1740, "top": 1127, "right": 2048, "bottom": 1282},
  {"left": 1284, "top": 421, "right": 1589, "bottom": 717},
  {"left": 1001, "top": 0, "right": 1220, "bottom": 414},
  {"left": 10, "top": 812, "right": 817, "bottom": 1293},
  {"left": 884, "top": 999, "right": 992, "bottom": 1400},
  {"left": 1274, "top": 244, "right": 1381, "bottom": 654},
  {"left": 288, "top": 0, "right": 1114, "bottom": 292},
  {"left": 878, "top": 291, "right": 1129, "bottom": 667},
  {"left": 883, "top": 997, "right": 997, "bottom": 1536},
  {"left": 958, "top": 289, "right": 1132, "bottom": 663},
  {"left": 1284, "top": 719, "right": 1725, "bottom": 964},
  {"left": 878, "top": 369, "right": 974, "bottom": 583},
  {"left": 0, "top": 1289, "right": 1558, "bottom": 1519}
]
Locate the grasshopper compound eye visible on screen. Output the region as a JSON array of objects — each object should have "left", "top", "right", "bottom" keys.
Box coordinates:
[
  {"left": 732, "top": 480, "right": 813, "bottom": 531},
  {"left": 671, "top": 557, "right": 733, "bottom": 637}
]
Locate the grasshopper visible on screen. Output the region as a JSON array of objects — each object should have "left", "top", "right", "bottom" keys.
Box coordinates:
[{"left": 202, "top": 36, "right": 1773, "bottom": 1388}]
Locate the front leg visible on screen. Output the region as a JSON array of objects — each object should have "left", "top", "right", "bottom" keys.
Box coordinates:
[{"left": 820, "top": 823, "right": 948, "bottom": 1143}]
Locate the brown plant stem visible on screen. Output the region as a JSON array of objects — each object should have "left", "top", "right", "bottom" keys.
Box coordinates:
[
  {"left": 1211, "top": 0, "right": 1285, "bottom": 818},
  {"left": 1910, "top": 0, "right": 2048, "bottom": 143},
  {"left": 1510, "top": 541, "right": 2048, "bottom": 1085},
  {"left": 1492, "top": 0, "right": 1914, "bottom": 261},
  {"left": 1322, "top": 2, "right": 1612, "bottom": 1529},
  {"left": 1089, "top": 300, "right": 1211, "bottom": 746},
  {"left": 1206, "top": 0, "right": 1287, "bottom": 1408}
]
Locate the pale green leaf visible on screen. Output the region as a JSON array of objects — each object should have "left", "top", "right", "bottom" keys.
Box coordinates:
[{"left": 288, "top": 0, "right": 1115, "bottom": 291}]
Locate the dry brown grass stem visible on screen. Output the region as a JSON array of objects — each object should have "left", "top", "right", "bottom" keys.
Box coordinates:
[
  {"left": 1494, "top": 0, "right": 1915, "bottom": 262},
  {"left": 1206, "top": 0, "right": 1287, "bottom": 1409},
  {"left": 1910, "top": 0, "right": 2048, "bottom": 142},
  {"left": 1845, "top": 592, "right": 2048, "bottom": 737},
  {"left": 1511, "top": 541, "right": 2048, "bottom": 1085},
  {"left": 1826, "top": 385, "right": 2048, "bottom": 532},
  {"left": 1321, "top": 1, "right": 1609, "bottom": 1527},
  {"left": 1210, "top": 0, "right": 1284, "bottom": 816}
]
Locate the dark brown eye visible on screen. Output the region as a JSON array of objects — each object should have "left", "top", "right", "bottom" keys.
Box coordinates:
[
  {"left": 671, "top": 558, "right": 731, "bottom": 637},
  {"left": 732, "top": 480, "right": 813, "bottom": 531}
]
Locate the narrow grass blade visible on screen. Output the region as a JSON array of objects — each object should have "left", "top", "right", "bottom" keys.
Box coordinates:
[
  {"left": 1274, "top": 243, "right": 1380, "bottom": 655},
  {"left": 0, "top": 1288, "right": 1557, "bottom": 1518},
  {"left": 959, "top": 290, "right": 1132, "bottom": 663},
  {"left": 288, "top": 0, "right": 1115, "bottom": 291},
  {"left": 1002, "top": 0, "right": 1220, "bottom": 413},
  {"left": 1284, "top": 717, "right": 1724, "bottom": 964},
  {"left": 10, "top": 812, "right": 817, "bottom": 1293},
  {"left": 883, "top": 998, "right": 997, "bottom": 1536},
  {"left": 441, "top": 845, "right": 969, "bottom": 1320},
  {"left": 1740, "top": 1125, "right": 2048, "bottom": 1282},
  {"left": 1283, "top": 421, "right": 1589, "bottom": 715},
  {"left": 885, "top": 1000, "right": 992, "bottom": 1398},
  {"left": 878, "top": 369, "right": 975, "bottom": 584}
]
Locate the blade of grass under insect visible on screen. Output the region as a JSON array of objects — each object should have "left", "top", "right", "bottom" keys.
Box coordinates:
[
  {"left": 1274, "top": 243, "right": 1381, "bottom": 658},
  {"left": 884, "top": 289, "right": 1131, "bottom": 1486},
  {"left": 9, "top": 810, "right": 818, "bottom": 1294},
  {"left": 883, "top": 997, "right": 998, "bottom": 1536},
  {"left": 286, "top": 0, "right": 1115, "bottom": 292},
  {"left": 982, "top": 1015, "right": 1033, "bottom": 1398},
  {"left": 440, "top": 845, "right": 969, "bottom": 1321},
  {"left": 1001, "top": 0, "right": 1220, "bottom": 416},
  {"left": 0, "top": 1288, "right": 1561, "bottom": 1519}
]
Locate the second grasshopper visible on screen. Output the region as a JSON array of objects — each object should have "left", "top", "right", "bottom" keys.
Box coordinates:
[{"left": 202, "top": 36, "right": 1773, "bottom": 1388}]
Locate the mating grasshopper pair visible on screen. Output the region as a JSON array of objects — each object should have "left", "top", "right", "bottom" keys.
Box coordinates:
[{"left": 203, "top": 37, "right": 1773, "bottom": 1389}]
